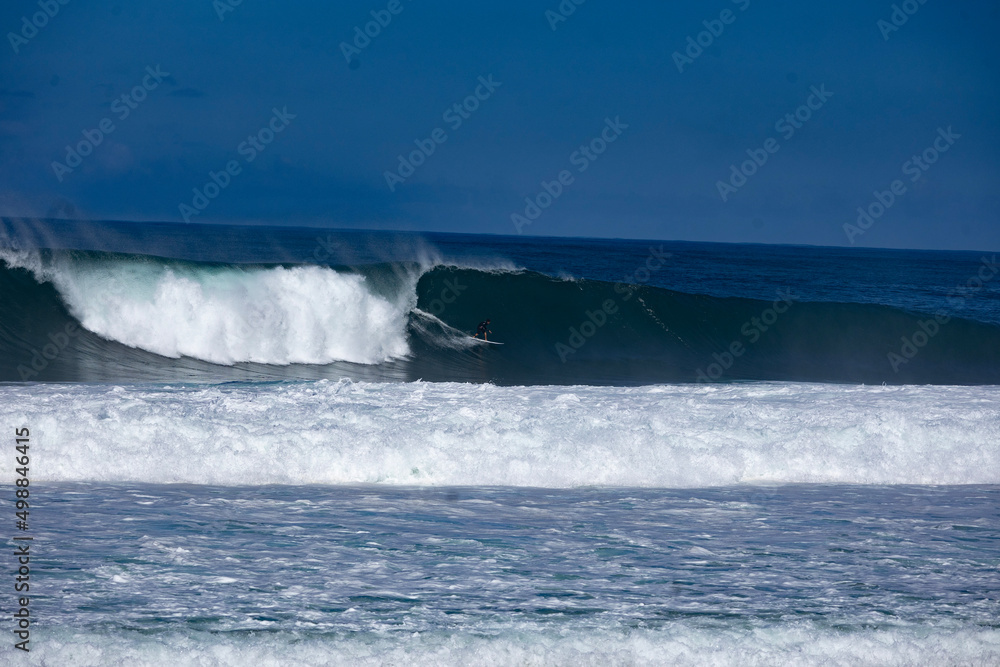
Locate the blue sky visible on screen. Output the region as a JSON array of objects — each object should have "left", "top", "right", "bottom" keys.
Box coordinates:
[{"left": 1, "top": 0, "right": 997, "bottom": 250}]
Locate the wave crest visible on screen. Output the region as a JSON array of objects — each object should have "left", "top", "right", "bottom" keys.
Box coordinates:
[{"left": 1, "top": 249, "right": 415, "bottom": 365}]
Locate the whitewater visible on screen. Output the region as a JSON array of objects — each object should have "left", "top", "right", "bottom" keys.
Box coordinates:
[
  {"left": 4, "top": 381, "right": 998, "bottom": 486},
  {"left": 0, "top": 246, "right": 419, "bottom": 365}
]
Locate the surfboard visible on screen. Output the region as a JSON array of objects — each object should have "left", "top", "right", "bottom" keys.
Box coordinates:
[{"left": 472, "top": 337, "right": 503, "bottom": 345}]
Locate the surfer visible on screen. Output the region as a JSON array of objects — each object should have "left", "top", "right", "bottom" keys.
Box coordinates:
[{"left": 473, "top": 319, "right": 492, "bottom": 341}]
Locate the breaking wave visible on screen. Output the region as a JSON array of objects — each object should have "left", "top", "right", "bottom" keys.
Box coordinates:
[{"left": 3, "top": 248, "right": 1000, "bottom": 384}]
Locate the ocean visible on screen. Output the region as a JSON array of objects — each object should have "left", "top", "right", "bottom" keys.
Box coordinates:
[{"left": 1, "top": 217, "right": 998, "bottom": 665}]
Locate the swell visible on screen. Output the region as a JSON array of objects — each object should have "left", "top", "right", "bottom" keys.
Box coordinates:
[
  {"left": 412, "top": 267, "right": 1000, "bottom": 385},
  {"left": 2, "top": 251, "right": 1000, "bottom": 384}
]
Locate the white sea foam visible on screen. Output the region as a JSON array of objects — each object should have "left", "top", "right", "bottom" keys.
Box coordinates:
[
  {"left": 4, "top": 382, "right": 998, "bottom": 486},
  {"left": 0, "top": 249, "right": 414, "bottom": 365},
  {"left": 26, "top": 624, "right": 1000, "bottom": 667}
]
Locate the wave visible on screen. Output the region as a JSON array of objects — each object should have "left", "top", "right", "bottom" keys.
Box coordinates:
[
  {"left": 0, "top": 248, "right": 416, "bottom": 365},
  {"left": 8, "top": 382, "right": 999, "bottom": 486},
  {"left": 3, "top": 249, "right": 1000, "bottom": 384},
  {"left": 28, "top": 625, "right": 1000, "bottom": 667}
]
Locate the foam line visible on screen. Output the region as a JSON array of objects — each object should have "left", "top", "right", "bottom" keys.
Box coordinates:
[{"left": 26, "top": 625, "right": 1000, "bottom": 667}]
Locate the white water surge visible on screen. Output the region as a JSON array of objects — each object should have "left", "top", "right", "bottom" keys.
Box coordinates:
[{"left": 3, "top": 381, "right": 998, "bottom": 486}]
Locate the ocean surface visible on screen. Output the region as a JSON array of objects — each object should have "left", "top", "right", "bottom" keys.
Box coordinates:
[{"left": 1, "top": 217, "right": 999, "bottom": 665}]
